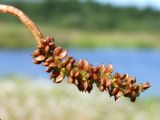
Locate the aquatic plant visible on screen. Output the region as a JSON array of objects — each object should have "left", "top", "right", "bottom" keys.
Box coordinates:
[{"left": 0, "top": 4, "right": 150, "bottom": 102}]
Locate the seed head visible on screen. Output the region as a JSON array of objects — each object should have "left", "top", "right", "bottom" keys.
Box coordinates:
[{"left": 32, "top": 36, "right": 151, "bottom": 102}]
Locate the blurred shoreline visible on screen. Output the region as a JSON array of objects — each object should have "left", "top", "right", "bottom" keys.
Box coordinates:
[
  {"left": 0, "top": 23, "right": 160, "bottom": 49},
  {"left": 0, "top": 77, "right": 159, "bottom": 120}
]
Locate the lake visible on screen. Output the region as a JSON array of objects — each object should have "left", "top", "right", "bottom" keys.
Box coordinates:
[{"left": 0, "top": 49, "right": 159, "bottom": 96}]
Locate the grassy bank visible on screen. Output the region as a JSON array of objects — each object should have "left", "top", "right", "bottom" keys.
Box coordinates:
[
  {"left": 0, "top": 77, "right": 159, "bottom": 120},
  {"left": 0, "top": 23, "right": 160, "bottom": 49}
]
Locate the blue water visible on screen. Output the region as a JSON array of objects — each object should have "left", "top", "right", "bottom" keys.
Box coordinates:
[{"left": 0, "top": 49, "right": 159, "bottom": 96}]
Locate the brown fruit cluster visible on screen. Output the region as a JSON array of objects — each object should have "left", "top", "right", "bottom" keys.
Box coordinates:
[{"left": 32, "top": 36, "right": 150, "bottom": 102}]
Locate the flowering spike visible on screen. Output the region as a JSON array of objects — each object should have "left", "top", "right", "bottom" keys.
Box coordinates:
[
  {"left": 0, "top": 4, "right": 150, "bottom": 102},
  {"left": 45, "top": 45, "right": 50, "bottom": 53},
  {"left": 31, "top": 34, "right": 151, "bottom": 102},
  {"left": 31, "top": 36, "right": 151, "bottom": 102}
]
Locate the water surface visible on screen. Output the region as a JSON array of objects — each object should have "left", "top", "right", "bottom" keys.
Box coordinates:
[{"left": 0, "top": 49, "right": 159, "bottom": 96}]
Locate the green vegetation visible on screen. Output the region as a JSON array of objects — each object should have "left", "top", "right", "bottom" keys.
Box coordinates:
[
  {"left": 1, "top": 0, "right": 160, "bottom": 31},
  {"left": 0, "top": 1, "right": 160, "bottom": 49},
  {"left": 0, "top": 78, "right": 159, "bottom": 120},
  {"left": 0, "top": 23, "right": 160, "bottom": 49}
]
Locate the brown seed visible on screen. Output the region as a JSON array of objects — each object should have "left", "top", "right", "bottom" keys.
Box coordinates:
[
  {"left": 66, "top": 56, "right": 72, "bottom": 63},
  {"left": 46, "top": 57, "right": 54, "bottom": 63},
  {"left": 83, "top": 60, "right": 90, "bottom": 70},
  {"left": 46, "top": 36, "right": 51, "bottom": 43},
  {"left": 99, "top": 84, "right": 105, "bottom": 92},
  {"left": 124, "top": 89, "right": 131, "bottom": 97},
  {"left": 109, "top": 89, "right": 113, "bottom": 97},
  {"left": 126, "top": 76, "right": 132, "bottom": 84},
  {"left": 93, "top": 67, "right": 99, "bottom": 73},
  {"left": 49, "top": 42, "right": 54, "bottom": 46},
  {"left": 106, "top": 64, "right": 113, "bottom": 73},
  {"left": 77, "top": 84, "right": 82, "bottom": 92},
  {"left": 114, "top": 73, "right": 121, "bottom": 79},
  {"left": 106, "top": 79, "right": 112, "bottom": 87},
  {"left": 130, "top": 97, "right": 136, "bottom": 102},
  {"left": 120, "top": 74, "right": 127, "bottom": 80},
  {"left": 100, "top": 64, "right": 106, "bottom": 73},
  {"left": 116, "top": 79, "right": 122, "bottom": 86},
  {"left": 45, "top": 67, "right": 52, "bottom": 73},
  {"left": 70, "top": 70, "right": 75, "bottom": 77},
  {"left": 54, "top": 75, "right": 64, "bottom": 83},
  {"left": 115, "top": 91, "right": 124, "bottom": 101},
  {"left": 43, "top": 62, "right": 49, "bottom": 66},
  {"left": 112, "top": 87, "right": 119, "bottom": 95},
  {"left": 92, "top": 74, "right": 98, "bottom": 80},
  {"left": 40, "top": 39, "right": 47, "bottom": 44},
  {"left": 124, "top": 74, "right": 129, "bottom": 81},
  {"left": 88, "top": 73, "right": 93, "bottom": 79},
  {"left": 77, "top": 59, "right": 84, "bottom": 69},
  {"left": 131, "top": 91, "right": 137, "bottom": 98},
  {"left": 83, "top": 81, "right": 88, "bottom": 91},
  {"left": 84, "top": 73, "right": 90, "bottom": 80},
  {"left": 106, "top": 87, "right": 109, "bottom": 93},
  {"left": 60, "top": 57, "right": 71, "bottom": 67},
  {"left": 70, "top": 58, "right": 76, "bottom": 65},
  {"left": 141, "top": 82, "right": 150, "bottom": 90},
  {"left": 50, "top": 72, "right": 59, "bottom": 79},
  {"left": 60, "top": 61, "right": 68, "bottom": 68},
  {"left": 122, "top": 81, "right": 127, "bottom": 86},
  {"left": 38, "top": 43, "right": 45, "bottom": 48},
  {"left": 32, "top": 60, "right": 42, "bottom": 64},
  {"left": 87, "top": 84, "right": 93, "bottom": 93},
  {"left": 45, "top": 45, "right": 50, "bottom": 53},
  {"left": 35, "top": 55, "right": 46, "bottom": 61},
  {"left": 129, "top": 84, "right": 134, "bottom": 91},
  {"left": 74, "top": 79, "right": 79, "bottom": 85},
  {"left": 131, "top": 77, "right": 136, "bottom": 83},
  {"left": 49, "top": 62, "right": 57, "bottom": 68},
  {"left": 66, "top": 63, "right": 72, "bottom": 72},
  {"left": 32, "top": 50, "right": 40, "bottom": 57},
  {"left": 53, "top": 47, "right": 62, "bottom": 56},
  {"left": 100, "top": 77, "right": 106, "bottom": 85},
  {"left": 133, "top": 84, "right": 139, "bottom": 91},
  {"left": 58, "top": 50, "right": 68, "bottom": 59},
  {"left": 74, "top": 71, "right": 80, "bottom": 78}
]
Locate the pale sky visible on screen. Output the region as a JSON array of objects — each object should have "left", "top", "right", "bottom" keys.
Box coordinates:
[{"left": 97, "top": 0, "right": 160, "bottom": 10}]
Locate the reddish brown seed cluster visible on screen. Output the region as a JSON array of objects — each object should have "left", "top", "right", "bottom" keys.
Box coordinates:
[{"left": 32, "top": 36, "right": 150, "bottom": 102}]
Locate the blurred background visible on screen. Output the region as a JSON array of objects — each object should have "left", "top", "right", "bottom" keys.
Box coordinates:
[{"left": 0, "top": 0, "right": 160, "bottom": 120}]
